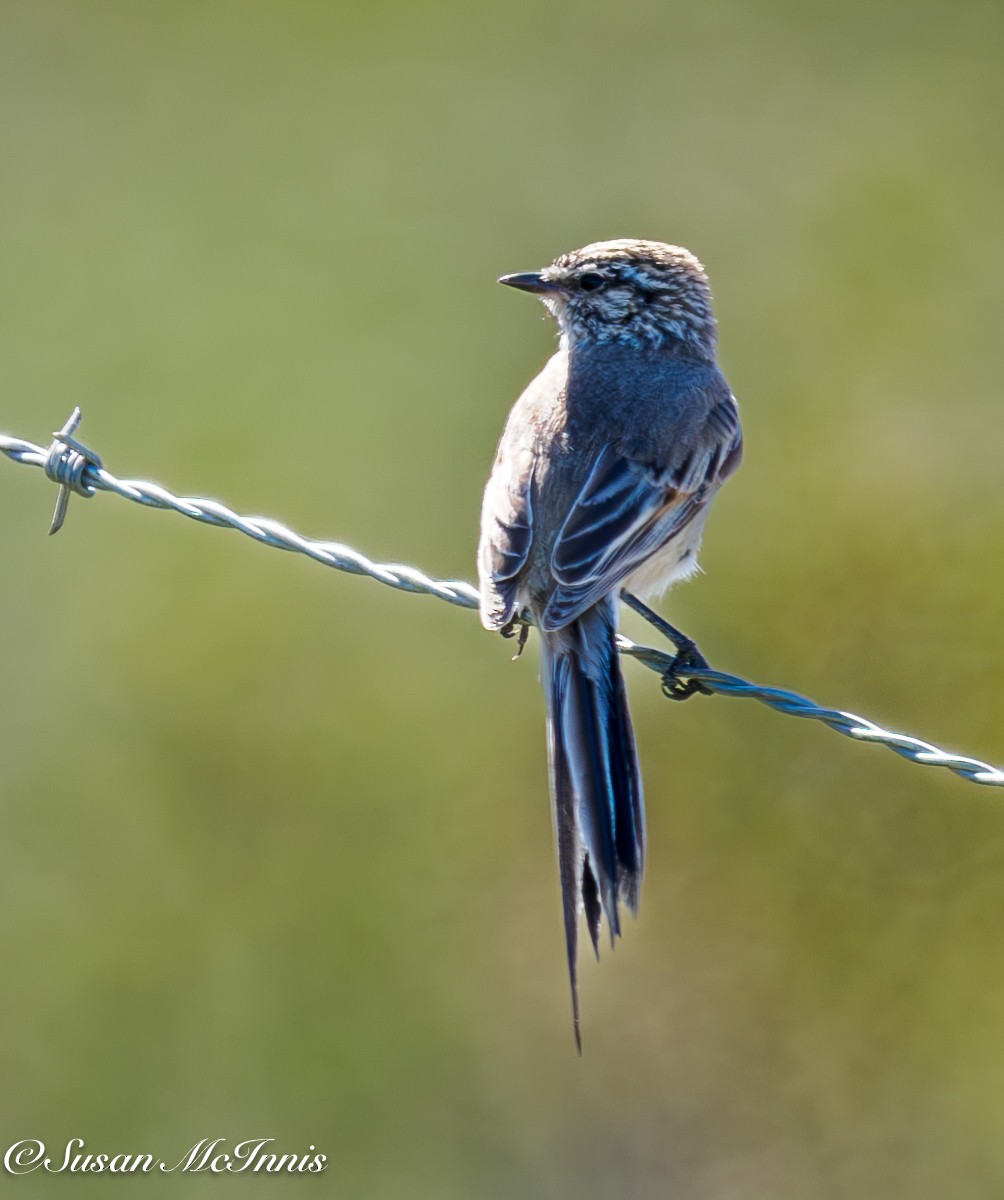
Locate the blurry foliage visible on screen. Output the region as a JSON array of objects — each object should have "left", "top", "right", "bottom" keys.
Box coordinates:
[{"left": 0, "top": 1, "right": 1003, "bottom": 1196}]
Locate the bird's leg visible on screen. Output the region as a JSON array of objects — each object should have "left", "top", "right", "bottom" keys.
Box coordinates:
[
  {"left": 619, "top": 591, "right": 712, "bottom": 701},
  {"left": 500, "top": 614, "right": 531, "bottom": 660}
]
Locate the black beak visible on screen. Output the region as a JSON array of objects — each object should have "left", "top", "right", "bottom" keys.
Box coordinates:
[{"left": 498, "top": 272, "right": 561, "bottom": 295}]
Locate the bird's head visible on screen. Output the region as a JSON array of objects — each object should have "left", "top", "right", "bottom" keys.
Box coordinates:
[{"left": 499, "top": 239, "right": 717, "bottom": 357}]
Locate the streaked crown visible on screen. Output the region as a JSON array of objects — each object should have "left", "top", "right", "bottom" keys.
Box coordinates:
[{"left": 502, "top": 239, "right": 717, "bottom": 357}]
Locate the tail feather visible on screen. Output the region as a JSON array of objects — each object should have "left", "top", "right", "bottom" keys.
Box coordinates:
[{"left": 539, "top": 595, "right": 645, "bottom": 1050}]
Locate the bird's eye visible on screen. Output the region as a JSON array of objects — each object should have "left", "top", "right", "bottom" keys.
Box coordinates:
[{"left": 578, "top": 272, "right": 605, "bottom": 292}]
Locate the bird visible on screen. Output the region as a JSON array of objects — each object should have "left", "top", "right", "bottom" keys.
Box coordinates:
[{"left": 478, "top": 239, "right": 743, "bottom": 1049}]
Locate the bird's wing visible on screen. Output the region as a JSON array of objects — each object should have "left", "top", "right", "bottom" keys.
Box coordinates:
[
  {"left": 540, "top": 389, "right": 742, "bottom": 631},
  {"left": 478, "top": 445, "right": 535, "bottom": 629}
]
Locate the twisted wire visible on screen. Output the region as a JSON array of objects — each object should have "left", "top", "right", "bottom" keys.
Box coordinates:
[
  {"left": 2, "top": 414, "right": 1001, "bottom": 788},
  {"left": 617, "top": 640, "right": 1004, "bottom": 787},
  {"left": 1, "top": 422, "right": 481, "bottom": 610}
]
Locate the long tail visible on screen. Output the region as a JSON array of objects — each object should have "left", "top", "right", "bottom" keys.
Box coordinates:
[{"left": 538, "top": 594, "right": 645, "bottom": 1051}]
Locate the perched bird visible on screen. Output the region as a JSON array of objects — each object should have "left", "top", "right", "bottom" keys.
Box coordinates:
[{"left": 478, "top": 239, "right": 743, "bottom": 1048}]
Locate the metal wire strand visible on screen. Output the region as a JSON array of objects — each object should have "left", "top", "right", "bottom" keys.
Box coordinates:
[
  {"left": 2, "top": 415, "right": 481, "bottom": 610},
  {"left": 2, "top": 410, "right": 1001, "bottom": 789},
  {"left": 617, "top": 639, "right": 1004, "bottom": 787}
]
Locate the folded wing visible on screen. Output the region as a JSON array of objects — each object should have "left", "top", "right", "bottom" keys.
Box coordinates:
[
  {"left": 478, "top": 445, "right": 534, "bottom": 630},
  {"left": 541, "top": 390, "right": 742, "bottom": 631}
]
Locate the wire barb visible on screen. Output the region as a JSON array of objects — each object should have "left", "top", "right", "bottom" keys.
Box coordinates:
[
  {"left": 44, "top": 407, "right": 103, "bottom": 535},
  {"left": 1, "top": 411, "right": 1002, "bottom": 789}
]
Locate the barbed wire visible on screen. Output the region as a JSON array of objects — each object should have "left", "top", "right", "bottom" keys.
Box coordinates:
[{"left": 3, "top": 408, "right": 1002, "bottom": 789}]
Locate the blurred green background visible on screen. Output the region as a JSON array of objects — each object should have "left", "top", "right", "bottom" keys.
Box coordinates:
[{"left": 1, "top": 0, "right": 1003, "bottom": 1196}]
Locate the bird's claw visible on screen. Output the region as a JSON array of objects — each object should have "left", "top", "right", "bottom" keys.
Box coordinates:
[
  {"left": 619, "top": 590, "right": 713, "bottom": 699},
  {"left": 500, "top": 617, "right": 530, "bottom": 660},
  {"left": 660, "top": 642, "right": 713, "bottom": 702}
]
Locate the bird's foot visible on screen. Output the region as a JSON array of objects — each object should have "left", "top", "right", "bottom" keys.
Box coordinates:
[
  {"left": 500, "top": 616, "right": 530, "bottom": 660},
  {"left": 619, "top": 591, "right": 713, "bottom": 702},
  {"left": 660, "top": 640, "right": 713, "bottom": 702}
]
